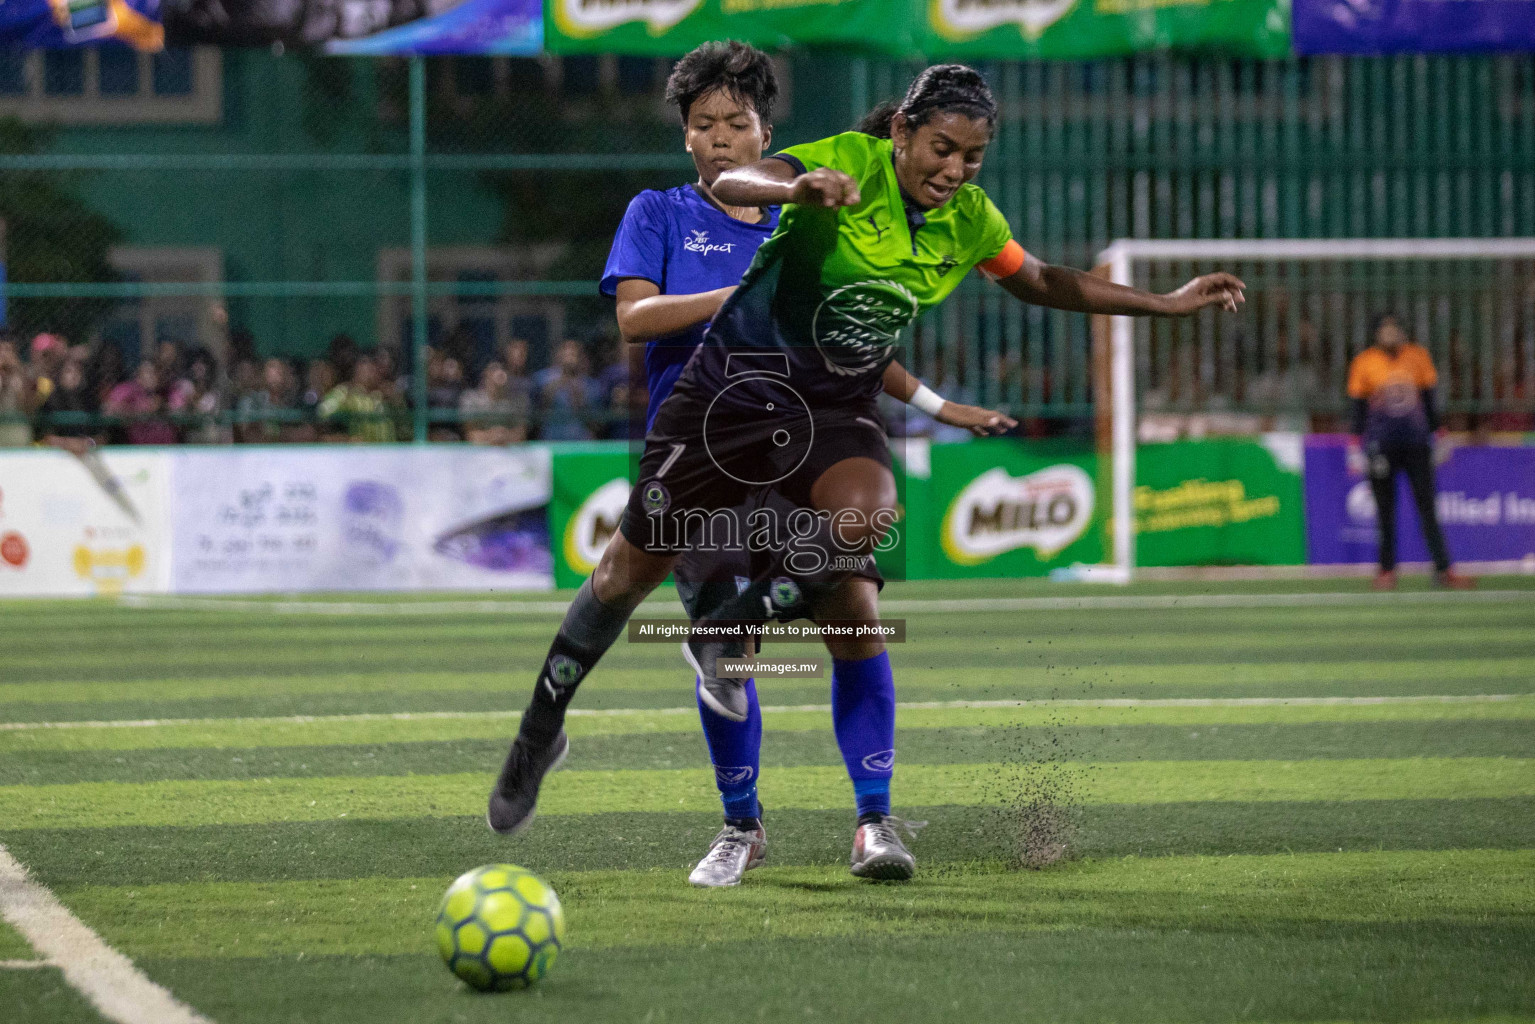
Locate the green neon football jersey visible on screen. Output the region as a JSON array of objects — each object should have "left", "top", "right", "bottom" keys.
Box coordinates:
[{"left": 692, "top": 131, "right": 1014, "bottom": 408}]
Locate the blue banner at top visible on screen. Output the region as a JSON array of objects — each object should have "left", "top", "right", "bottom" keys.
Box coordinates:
[
  {"left": 1295, "top": 0, "right": 1535, "bottom": 54},
  {"left": 0, "top": 0, "right": 542, "bottom": 53},
  {"left": 326, "top": 0, "right": 541, "bottom": 55}
]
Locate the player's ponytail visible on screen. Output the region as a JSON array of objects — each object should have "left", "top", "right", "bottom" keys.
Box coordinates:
[
  {"left": 853, "top": 101, "right": 901, "bottom": 139},
  {"left": 855, "top": 64, "right": 997, "bottom": 139}
]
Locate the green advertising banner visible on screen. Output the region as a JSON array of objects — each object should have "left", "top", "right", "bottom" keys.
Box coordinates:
[
  {"left": 548, "top": 443, "right": 632, "bottom": 589},
  {"left": 922, "top": 0, "right": 1289, "bottom": 59},
  {"left": 920, "top": 439, "right": 1108, "bottom": 578},
  {"left": 545, "top": 0, "right": 913, "bottom": 55},
  {"left": 545, "top": 0, "right": 1287, "bottom": 58},
  {"left": 1134, "top": 435, "right": 1306, "bottom": 567}
]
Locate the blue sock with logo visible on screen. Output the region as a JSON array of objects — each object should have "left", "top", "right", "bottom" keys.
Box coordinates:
[
  {"left": 697, "top": 675, "right": 762, "bottom": 822},
  {"left": 831, "top": 652, "right": 896, "bottom": 819}
]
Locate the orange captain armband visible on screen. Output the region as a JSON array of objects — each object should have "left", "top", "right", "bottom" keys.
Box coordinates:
[{"left": 977, "top": 240, "right": 1027, "bottom": 281}]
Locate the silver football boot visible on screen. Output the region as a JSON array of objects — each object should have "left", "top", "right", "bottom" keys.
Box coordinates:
[
  {"left": 688, "top": 823, "right": 767, "bottom": 887},
  {"left": 682, "top": 637, "right": 750, "bottom": 722},
  {"left": 849, "top": 815, "right": 925, "bottom": 881}
]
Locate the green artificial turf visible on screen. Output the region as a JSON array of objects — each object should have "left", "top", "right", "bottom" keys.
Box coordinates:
[{"left": 0, "top": 578, "right": 1531, "bottom": 1024}]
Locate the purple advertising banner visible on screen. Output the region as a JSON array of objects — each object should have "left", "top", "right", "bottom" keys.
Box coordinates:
[
  {"left": 1295, "top": 0, "right": 1535, "bottom": 55},
  {"left": 1304, "top": 435, "right": 1535, "bottom": 565}
]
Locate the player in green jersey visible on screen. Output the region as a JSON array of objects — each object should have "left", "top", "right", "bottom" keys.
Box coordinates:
[{"left": 490, "top": 64, "right": 1244, "bottom": 879}]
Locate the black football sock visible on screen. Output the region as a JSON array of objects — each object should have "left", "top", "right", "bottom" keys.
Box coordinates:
[{"left": 516, "top": 578, "right": 629, "bottom": 748}]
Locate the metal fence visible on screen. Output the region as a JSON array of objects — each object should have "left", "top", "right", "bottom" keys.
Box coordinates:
[{"left": 0, "top": 49, "right": 1532, "bottom": 447}]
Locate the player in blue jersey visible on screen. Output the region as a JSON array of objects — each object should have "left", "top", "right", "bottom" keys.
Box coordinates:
[{"left": 597, "top": 42, "right": 1015, "bottom": 887}]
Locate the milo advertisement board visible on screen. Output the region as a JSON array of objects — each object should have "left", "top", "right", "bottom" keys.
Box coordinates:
[
  {"left": 549, "top": 443, "right": 631, "bottom": 589},
  {"left": 1134, "top": 436, "right": 1306, "bottom": 567},
  {"left": 926, "top": 440, "right": 1106, "bottom": 578},
  {"left": 544, "top": 0, "right": 911, "bottom": 54}
]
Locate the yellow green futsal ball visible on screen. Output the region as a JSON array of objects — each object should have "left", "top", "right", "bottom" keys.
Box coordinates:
[{"left": 435, "top": 864, "right": 565, "bottom": 991}]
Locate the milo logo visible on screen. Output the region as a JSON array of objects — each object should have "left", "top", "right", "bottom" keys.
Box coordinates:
[
  {"left": 811, "top": 280, "right": 919, "bottom": 377},
  {"left": 552, "top": 0, "right": 702, "bottom": 36},
  {"left": 929, "top": 0, "right": 1080, "bottom": 41},
  {"left": 941, "top": 464, "right": 1095, "bottom": 564},
  {"left": 562, "top": 478, "right": 629, "bottom": 576}
]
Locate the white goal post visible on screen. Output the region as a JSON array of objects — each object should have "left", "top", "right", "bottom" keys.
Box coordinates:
[{"left": 1094, "top": 236, "right": 1535, "bottom": 584}]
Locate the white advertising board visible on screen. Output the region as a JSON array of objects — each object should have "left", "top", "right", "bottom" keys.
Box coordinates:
[
  {"left": 169, "top": 446, "right": 553, "bottom": 593},
  {"left": 0, "top": 449, "right": 172, "bottom": 597}
]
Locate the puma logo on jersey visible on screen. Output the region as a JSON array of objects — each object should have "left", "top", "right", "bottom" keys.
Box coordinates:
[{"left": 865, "top": 214, "right": 888, "bottom": 243}]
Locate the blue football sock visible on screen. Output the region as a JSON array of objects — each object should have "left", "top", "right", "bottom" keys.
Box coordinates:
[
  {"left": 696, "top": 674, "right": 762, "bottom": 821},
  {"left": 831, "top": 651, "right": 896, "bottom": 819}
]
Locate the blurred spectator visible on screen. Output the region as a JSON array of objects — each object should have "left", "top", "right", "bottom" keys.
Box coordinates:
[
  {"left": 318, "top": 355, "right": 393, "bottom": 443},
  {"left": 0, "top": 339, "right": 34, "bottom": 446},
  {"left": 38, "top": 355, "right": 102, "bottom": 444},
  {"left": 153, "top": 339, "right": 182, "bottom": 385},
  {"left": 374, "top": 347, "right": 407, "bottom": 405},
  {"left": 327, "top": 333, "right": 360, "bottom": 382},
  {"left": 230, "top": 358, "right": 261, "bottom": 403},
  {"left": 29, "top": 333, "right": 67, "bottom": 398},
  {"left": 460, "top": 360, "right": 529, "bottom": 445},
  {"left": 534, "top": 339, "right": 595, "bottom": 441},
  {"left": 87, "top": 343, "right": 125, "bottom": 408},
  {"left": 426, "top": 350, "right": 467, "bottom": 442},
  {"left": 237, "top": 358, "right": 298, "bottom": 443},
  {"left": 300, "top": 359, "right": 335, "bottom": 413},
  {"left": 176, "top": 349, "right": 228, "bottom": 444},
  {"left": 440, "top": 324, "right": 475, "bottom": 373},
  {"left": 591, "top": 336, "right": 638, "bottom": 440},
  {"left": 105, "top": 362, "right": 178, "bottom": 445},
  {"left": 297, "top": 358, "right": 336, "bottom": 441},
  {"left": 502, "top": 338, "right": 532, "bottom": 407}
]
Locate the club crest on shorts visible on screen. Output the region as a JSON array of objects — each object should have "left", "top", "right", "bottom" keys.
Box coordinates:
[
  {"left": 861, "top": 749, "right": 896, "bottom": 773},
  {"left": 769, "top": 578, "right": 802, "bottom": 610},
  {"left": 714, "top": 765, "right": 755, "bottom": 786},
  {"left": 641, "top": 481, "right": 670, "bottom": 515}
]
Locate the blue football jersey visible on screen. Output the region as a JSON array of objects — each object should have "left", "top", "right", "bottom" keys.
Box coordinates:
[{"left": 600, "top": 185, "right": 779, "bottom": 431}]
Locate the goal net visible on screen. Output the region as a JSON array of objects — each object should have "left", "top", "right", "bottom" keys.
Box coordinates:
[{"left": 1091, "top": 237, "right": 1535, "bottom": 583}]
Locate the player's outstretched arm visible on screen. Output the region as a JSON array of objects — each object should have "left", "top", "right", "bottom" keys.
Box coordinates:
[
  {"left": 713, "top": 158, "right": 861, "bottom": 209},
  {"left": 881, "top": 362, "right": 1017, "bottom": 437},
  {"left": 996, "top": 254, "right": 1245, "bottom": 317},
  {"left": 613, "top": 278, "right": 736, "bottom": 343}
]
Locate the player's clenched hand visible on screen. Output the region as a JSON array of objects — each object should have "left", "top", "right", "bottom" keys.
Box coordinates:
[
  {"left": 1163, "top": 272, "right": 1246, "bottom": 315},
  {"left": 936, "top": 403, "right": 1018, "bottom": 437},
  {"left": 790, "top": 168, "right": 861, "bottom": 209}
]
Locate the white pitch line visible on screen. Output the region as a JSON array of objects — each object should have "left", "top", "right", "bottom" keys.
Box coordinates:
[
  {"left": 115, "top": 589, "right": 1535, "bottom": 616},
  {"left": 0, "top": 694, "right": 1521, "bottom": 733},
  {"left": 0, "top": 845, "right": 213, "bottom": 1024},
  {"left": 0, "top": 958, "right": 51, "bottom": 969}
]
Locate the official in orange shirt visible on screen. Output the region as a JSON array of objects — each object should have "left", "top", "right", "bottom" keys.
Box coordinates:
[{"left": 1347, "top": 313, "right": 1474, "bottom": 590}]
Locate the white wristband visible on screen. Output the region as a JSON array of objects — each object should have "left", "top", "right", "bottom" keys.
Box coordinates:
[{"left": 909, "top": 383, "right": 946, "bottom": 416}]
